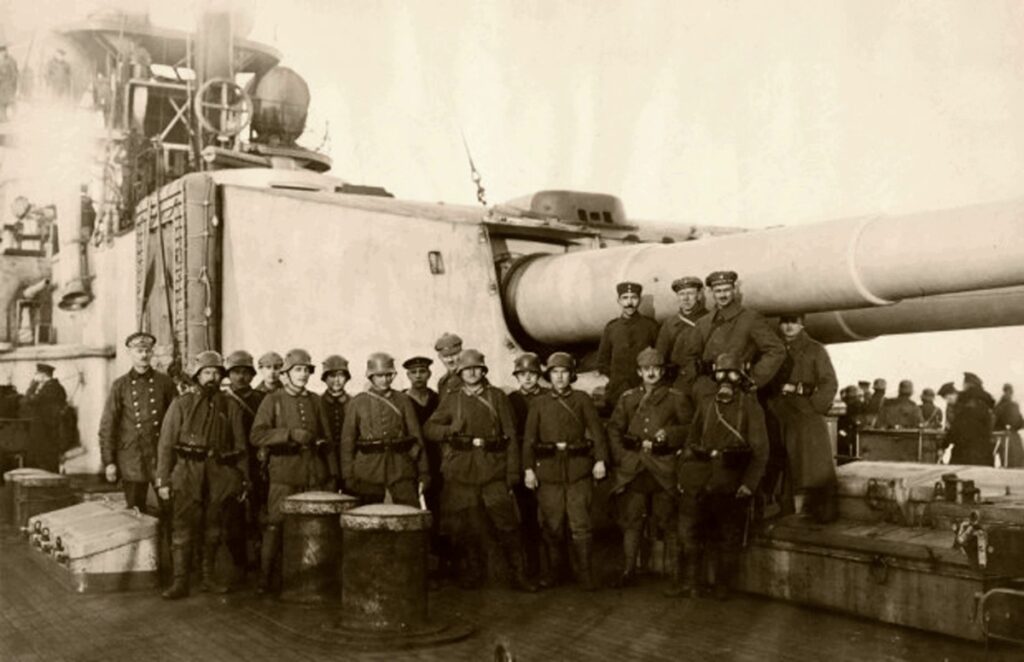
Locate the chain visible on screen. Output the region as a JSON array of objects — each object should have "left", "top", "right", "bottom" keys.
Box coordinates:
[{"left": 460, "top": 130, "right": 487, "bottom": 207}]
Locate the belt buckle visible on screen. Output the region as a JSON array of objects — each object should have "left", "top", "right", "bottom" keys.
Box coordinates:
[
  {"left": 472, "top": 437, "right": 484, "bottom": 448},
  {"left": 555, "top": 442, "right": 567, "bottom": 451},
  {"left": 710, "top": 450, "right": 720, "bottom": 458}
]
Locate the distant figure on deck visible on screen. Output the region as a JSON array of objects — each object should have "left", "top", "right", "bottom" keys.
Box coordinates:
[
  {"left": 0, "top": 45, "right": 18, "bottom": 121},
  {"left": 947, "top": 372, "right": 995, "bottom": 466},
  {"left": 919, "top": 388, "right": 943, "bottom": 430},
  {"left": 836, "top": 385, "right": 863, "bottom": 458},
  {"left": 938, "top": 382, "right": 958, "bottom": 431},
  {"left": 876, "top": 380, "right": 924, "bottom": 430},
  {"left": 45, "top": 49, "right": 72, "bottom": 100},
  {"left": 993, "top": 383, "right": 1023, "bottom": 468},
  {"left": 597, "top": 281, "right": 659, "bottom": 413},
  {"left": 864, "top": 378, "right": 887, "bottom": 427},
  {"left": 21, "top": 364, "right": 67, "bottom": 473}
]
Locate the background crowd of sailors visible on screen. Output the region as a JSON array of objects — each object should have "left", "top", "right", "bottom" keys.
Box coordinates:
[{"left": 38, "top": 268, "right": 1018, "bottom": 601}]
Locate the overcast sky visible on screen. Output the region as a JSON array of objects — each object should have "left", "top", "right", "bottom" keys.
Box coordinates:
[{"left": 9, "top": 0, "right": 1024, "bottom": 396}]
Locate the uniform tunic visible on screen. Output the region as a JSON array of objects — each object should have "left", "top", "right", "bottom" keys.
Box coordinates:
[
  {"left": 321, "top": 391, "right": 349, "bottom": 448},
  {"left": 597, "top": 314, "right": 659, "bottom": 409},
  {"left": 656, "top": 304, "right": 708, "bottom": 363},
  {"left": 225, "top": 385, "right": 267, "bottom": 536},
  {"left": 250, "top": 387, "right": 337, "bottom": 523},
  {"left": 677, "top": 300, "right": 785, "bottom": 401},
  {"left": 607, "top": 384, "right": 692, "bottom": 531},
  {"left": 677, "top": 391, "right": 768, "bottom": 550},
  {"left": 437, "top": 372, "right": 463, "bottom": 403},
  {"left": 22, "top": 378, "right": 67, "bottom": 472},
  {"left": 864, "top": 391, "right": 886, "bottom": 426},
  {"left": 340, "top": 388, "right": 427, "bottom": 505},
  {"left": 920, "top": 403, "right": 944, "bottom": 430},
  {"left": 509, "top": 387, "right": 549, "bottom": 434},
  {"left": 522, "top": 390, "right": 607, "bottom": 538},
  {"left": 155, "top": 390, "right": 247, "bottom": 546},
  {"left": 424, "top": 382, "right": 520, "bottom": 533},
  {"left": 993, "top": 396, "right": 1024, "bottom": 467},
  {"left": 876, "top": 397, "right": 924, "bottom": 429},
  {"left": 765, "top": 331, "right": 839, "bottom": 490},
  {"left": 99, "top": 368, "right": 178, "bottom": 484}
]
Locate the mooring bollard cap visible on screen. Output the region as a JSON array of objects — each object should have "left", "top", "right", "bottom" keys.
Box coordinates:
[
  {"left": 3, "top": 468, "right": 48, "bottom": 482},
  {"left": 281, "top": 490, "right": 359, "bottom": 515},
  {"left": 340, "top": 503, "right": 432, "bottom": 531},
  {"left": 16, "top": 473, "right": 70, "bottom": 487}
]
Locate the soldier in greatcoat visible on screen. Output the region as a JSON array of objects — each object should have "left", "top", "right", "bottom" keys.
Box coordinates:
[
  {"left": 522, "top": 352, "right": 607, "bottom": 590},
  {"left": 156, "top": 351, "right": 247, "bottom": 599},
  {"left": 99, "top": 332, "right": 178, "bottom": 510},
  {"left": 947, "top": 372, "right": 995, "bottom": 466},
  {"left": 676, "top": 271, "right": 785, "bottom": 402},
  {"left": 597, "top": 282, "right": 660, "bottom": 414},
  {"left": 424, "top": 349, "right": 537, "bottom": 592},
  {"left": 764, "top": 315, "right": 839, "bottom": 522},
  {"left": 341, "top": 353, "right": 428, "bottom": 506},
  {"left": 22, "top": 363, "right": 68, "bottom": 472},
  {"left": 250, "top": 348, "right": 337, "bottom": 594},
  {"left": 675, "top": 353, "right": 768, "bottom": 600},
  {"left": 222, "top": 350, "right": 266, "bottom": 580},
  {"left": 607, "top": 347, "right": 692, "bottom": 590},
  {"left": 656, "top": 276, "right": 708, "bottom": 384},
  {"left": 507, "top": 352, "right": 548, "bottom": 579},
  {"left": 435, "top": 332, "right": 464, "bottom": 402}
]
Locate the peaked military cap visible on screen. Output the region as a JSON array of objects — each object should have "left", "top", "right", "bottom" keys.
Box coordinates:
[
  {"left": 402, "top": 356, "right": 433, "bottom": 370},
  {"left": 434, "top": 332, "right": 463, "bottom": 357},
  {"left": 513, "top": 353, "right": 542, "bottom": 375},
  {"left": 671, "top": 276, "right": 703, "bottom": 293},
  {"left": 616, "top": 281, "right": 643, "bottom": 296},
  {"left": 636, "top": 347, "right": 664, "bottom": 368},
  {"left": 937, "top": 382, "right": 957, "bottom": 398},
  {"left": 963, "top": 372, "right": 983, "bottom": 389},
  {"left": 36, "top": 363, "right": 55, "bottom": 376},
  {"left": 321, "top": 355, "right": 351, "bottom": 380},
  {"left": 125, "top": 331, "right": 156, "bottom": 348},
  {"left": 705, "top": 271, "right": 738, "bottom": 287},
  {"left": 257, "top": 351, "right": 284, "bottom": 368}
]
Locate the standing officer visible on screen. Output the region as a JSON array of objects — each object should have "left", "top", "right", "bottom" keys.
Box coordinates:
[
  {"left": 597, "top": 282, "right": 659, "bottom": 414},
  {"left": 99, "top": 332, "right": 177, "bottom": 511},
  {"left": 508, "top": 352, "right": 548, "bottom": 578},
  {"left": 341, "top": 353, "right": 428, "bottom": 506},
  {"left": 522, "top": 352, "right": 607, "bottom": 590},
  {"left": 876, "top": 380, "right": 924, "bottom": 429},
  {"left": 156, "top": 351, "right": 247, "bottom": 599},
  {"left": 677, "top": 271, "right": 784, "bottom": 402},
  {"left": 764, "top": 315, "right": 839, "bottom": 522},
  {"left": 920, "top": 388, "right": 944, "bottom": 430},
  {"left": 222, "top": 350, "right": 266, "bottom": 581},
  {"left": 255, "top": 352, "right": 284, "bottom": 393},
  {"left": 435, "top": 333, "right": 464, "bottom": 401},
  {"left": 424, "top": 349, "right": 537, "bottom": 592},
  {"left": 607, "top": 348, "right": 692, "bottom": 590},
  {"left": 657, "top": 277, "right": 708, "bottom": 380},
  {"left": 320, "top": 355, "right": 351, "bottom": 451},
  {"left": 675, "top": 353, "right": 768, "bottom": 600},
  {"left": 22, "top": 363, "right": 68, "bottom": 472},
  {"left": 250, "top": 348, "right": 337, "bottom": 594}
]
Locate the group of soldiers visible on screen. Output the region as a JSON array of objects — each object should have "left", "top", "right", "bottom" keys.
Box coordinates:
[{"left": 96, "top": 269, "right": 843, "bottom": 601}]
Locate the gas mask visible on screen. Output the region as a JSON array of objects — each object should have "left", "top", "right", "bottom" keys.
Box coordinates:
[{"left": 714, "top": 369, "right": 742, "bottom": 403}]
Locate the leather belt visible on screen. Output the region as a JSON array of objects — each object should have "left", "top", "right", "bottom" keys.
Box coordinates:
[
  {"left": 782, "top": 382, "right": 815, "bottom": 396},
  {"left": 534, "top": 441, "right": 592, "bottom": 458},
  {"left": 447, "top": 435, "right": 508, "bottom": 452},
  {"left": 355, "top": 436, "right": 415, "bottom": 454},
  {"left": 174, "top": 445, "right": 244, "bottom": 464},
  {"left": 621, "top": 435, "right": 676, "bottom": 456}
]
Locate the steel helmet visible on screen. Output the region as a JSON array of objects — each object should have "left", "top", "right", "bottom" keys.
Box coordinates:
[
  {"left": 224, "top": 350, "right": 255, "bottom": 373},
  {"left": 322, "top": 354, "right": 351, "bottom": 380},
  {"left": 513, "top": 352, "right": 542, "bottom": 375},
  {"left": 282, "top": 348, "right": 315, "bottom": 373},
  {"left": 190, "top": 350, "right": 225, "bottom": 379},
  {"left": 366, "top": 353, "right": 396, "bottom": 377},
  {"left": 456, "top": 349, "right": 488, "bottom": 374},
  {"left": 257, "top": 351, "right": 284, "bottom": 368},
  {"left": 543, "top": 352, "right": 577, "bottom": 383}
]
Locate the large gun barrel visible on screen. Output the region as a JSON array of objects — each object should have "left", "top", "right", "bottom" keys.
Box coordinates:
[{"left": 503, "top": 197, "right": 1024, "bottom": 345}]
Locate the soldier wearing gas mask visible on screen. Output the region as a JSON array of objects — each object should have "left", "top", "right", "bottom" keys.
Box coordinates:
[{"left": 674, "top": 353, "right": 768, "bottom": 600}]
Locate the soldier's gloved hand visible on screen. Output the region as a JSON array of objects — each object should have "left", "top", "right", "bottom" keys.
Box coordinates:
[
  {"left": 290, "top": 428, "right": 314, "bottom": 445},
  {"left": 642, "top": 440, "right": 654, "bottom": 452},
  {"left": 524, "top": 469, "right": 538, "bottom": 490},
  {"left": 736, "top": 485, "right": 752, "bottom": 498},
  {"left": 104, "top": 463, "right": 118, "bottom": 483},
  {"left": 592, "top": 461, "right": 607, "bottom": 481},
  {"left": 157, "top": 485, "right": 171, "bottom": 500}
]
